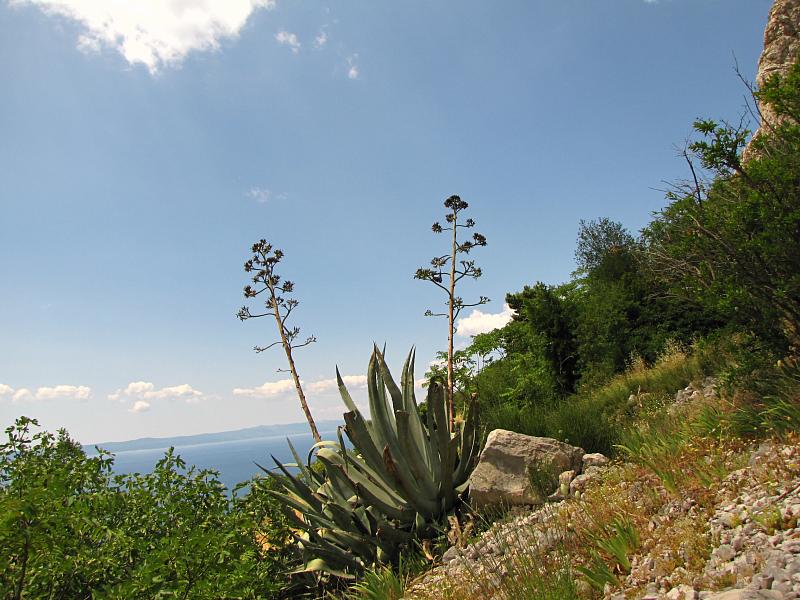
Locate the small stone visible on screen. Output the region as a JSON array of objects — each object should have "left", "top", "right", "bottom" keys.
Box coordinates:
[
  {"left": 441, "top": 546, "right": 459, "bottom": 563},
  {"left": 582, "top": 452, "right": 610, "bottom": 470},
  {"left": 666, "top": 584, "right": 698, "bottom": 599},
  {"left": 719, "top": 511, "right": 738, "bottom": 528},
  {"left": 715, "top": 544, "right": 736, "bottom": 562},
  {"left": 773, "top": 581, "right": 794, "bottom": 594}
]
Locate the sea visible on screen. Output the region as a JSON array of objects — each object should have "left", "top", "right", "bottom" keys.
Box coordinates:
[{"left": 85, "top": 424, "right": 343, "bottom": 494}]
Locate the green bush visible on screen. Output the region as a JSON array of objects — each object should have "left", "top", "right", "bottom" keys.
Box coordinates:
[{"left": 0, "top": 417, "right": 294, "bottom": 600}]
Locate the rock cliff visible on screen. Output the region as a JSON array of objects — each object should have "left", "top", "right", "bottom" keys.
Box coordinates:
[{"left": 747, "top": 0, "right": 800, "bottom": 153}]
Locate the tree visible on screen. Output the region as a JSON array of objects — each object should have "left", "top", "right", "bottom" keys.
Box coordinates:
[
  {"left": 237, "top": 240, "right": 321, "bottom": 442},
  {"left": 642, "top": 60, "right": 800, "bottom": 353},
  {"left": 506, "top": 282, "right": 579, "bottom": 395},
  {"left": 574, "top": 217, "right": 635, "bottom": 278},
  {"left": 415, "top": 195, "right": 488, "bottom": 430}
]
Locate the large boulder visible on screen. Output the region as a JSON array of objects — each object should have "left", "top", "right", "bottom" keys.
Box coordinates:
[{"left": 468, "top": 429, "right": 584, "bottom": 507}]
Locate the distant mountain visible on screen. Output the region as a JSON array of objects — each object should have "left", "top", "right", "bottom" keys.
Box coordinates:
[{"left": 83, "top": 420, "right": 343, "bottom": 454}]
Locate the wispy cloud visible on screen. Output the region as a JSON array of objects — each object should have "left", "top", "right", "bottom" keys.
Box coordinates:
[
  {"left": 246, "top": 187, "right": 287, "bottom": 204},
  {"left": 308, "top": 375, "right": 366, "bottom": 394},
  {"left": 456, "top": 303, "right": 515, "bottom": 337},
  {"left": 234, "top": 374, "right": 371, "bottom": 398},
  {"left": 346, "top": 54, "right": 359, "bottom": 80},
  {"left": 275, "top": 30, "right": 300, "bottom": 53},
  {"left": 314, "top": 30, "right": 328, "bottom": 49},
  {"left": 8, "top": 0, "right": 276, "bottom": 74},
  {"left": 0, "top": 384, "right": 13, "bottom": 397},
  {"left": 233, "top": 379, "right": 296, "bottom": 398},
  {"left": 109, "top": 381, "right": 203, "bottom": 405}
]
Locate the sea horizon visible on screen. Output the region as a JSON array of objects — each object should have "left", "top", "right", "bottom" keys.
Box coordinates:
[{"left": 83, "top": 421, "right": 344, "bottom": 492}]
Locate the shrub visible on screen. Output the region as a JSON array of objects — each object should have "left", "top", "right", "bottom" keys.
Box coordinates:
[{"left": 0, "top": 417, "right": 293, "bottom": 600}]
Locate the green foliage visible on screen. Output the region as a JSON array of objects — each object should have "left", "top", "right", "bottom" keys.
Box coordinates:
[
  {"left": 526, "top": 459, "right": 560, "bottom": 501},
  {"left": 266, "top": 347, "right": 480, "bottom": 579},
  {"left": 449, "top": 216, "right": 720, "bottom": 419},
  {"left": 642, "top": 59, "right": 800, "bottom": 352},
  {"left": 482, "top": 339, "right": 720, "bottom": 455},
  {"left": 506, "top": 282, "right": 579, "bottom": 395},
  {"left": 0, "top": 417, "right": 293, "bottom": 600},
  {"left": 346, "top": 549, "right": 427, "bottom": 600},
  {"left": 346, "top": 566, "right": 405, "bottom": 600},
  {"left": 695, "top": 355, "right": 800, "bottom": 440},
  {"left": 575, "top": 217, "right": 636, "bottom": 278},
  {"left": 576, "top": 518, "right": 640, "bottom": 592},
  {"left": 499, "top": 552, "right": 578, "bottom": 600}
]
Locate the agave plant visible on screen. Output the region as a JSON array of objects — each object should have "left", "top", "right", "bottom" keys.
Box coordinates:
[{"left": 265, "top": 346, "right": 480, "bottom": 578}]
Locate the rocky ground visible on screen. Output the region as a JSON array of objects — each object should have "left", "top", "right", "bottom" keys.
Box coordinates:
[
  {"left": 406, "top": 382, "right": 800, "bottom": 600},
  {"left": 621, "top": 439, "right": 800, "bottom": 600}
]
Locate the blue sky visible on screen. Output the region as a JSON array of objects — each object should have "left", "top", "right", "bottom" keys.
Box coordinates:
[{"left": 0, "top": 0, "right": 771, "bottom": 443}]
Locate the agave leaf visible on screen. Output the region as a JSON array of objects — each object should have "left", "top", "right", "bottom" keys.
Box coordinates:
[
  {"left": 372, "top": 351, "right": 393, "bottom": 431},
  {"left": 266, "top": 459, "right": 325, "bottom": 514},
  {"left": 374, "top": 347, "right": 406, "bottom": 418},
  {"left": 395, "top": 410, "right": 438, "bottom": 500},
  {"left": 342, "top": 411, "right": 386, "bottom": 476},
  {"left": 336, "top": 366, "right": 359, "bottom": 414},
  {"left": 341, "top": 412, "right": 408, "bottom": 501},
  {"left": 317, "top": 443, "right": 404, "bottom": 504},
  {"left": 296, "top": 558, "right": 357, "bottom": 580},
  {"left": 376, "top": 523, "right": 414, "bottom": 546},
  {"left": 351, "top": 482, "right": 413, "bottom": 523},
  {"left": 428, "top": 380, "right": 451, "bottom": 503},
  {"left": 454, "top": 395, "right": 479, "bottom": 484},
  {"left": 401, "top": 348, "right": 432, "bottom": 469},
  {"left": 382, "top": 445, "right": 439, "bottom": 516},
  {"left": 368, "top": 348, "right": 432, "bottom": 501},
  {"left": 366, "top": 352, "right": 394, "bottom": 452}
]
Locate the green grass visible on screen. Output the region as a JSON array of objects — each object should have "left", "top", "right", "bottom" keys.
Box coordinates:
[
  {"left": 483, "top": 339, "right": 725, "bottom": 455},
  {"left": 690, "top": 356, "right": 800, "bottom": 440},
  {"left": 346, "top": 566, "right": 405, "bottom": 600}
]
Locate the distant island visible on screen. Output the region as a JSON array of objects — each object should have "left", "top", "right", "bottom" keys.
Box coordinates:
[{"left": 83, "top": 420, "right": 344, "bottom": 454}]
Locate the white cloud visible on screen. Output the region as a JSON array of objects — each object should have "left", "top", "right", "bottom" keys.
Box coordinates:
[
  {"left": 129, "top": 400, "right": 151, "bottom": 413},
  {"left": 233, "top": 379, "right": 296, "bottom": 398},
  {"left": 35, "top": 385, "right": 91, "bottom": 401},
  {"left": 314, "top": 30, "right": 328, "bottom": 48},
  {"left": 308, "top": 374, "right": 366, "bottom": 394},
  {"left": 12, "top": 388, "right": 33, "bottom": 403},
  {"left": 456, "top": 303, "right": 515, "bottom": 337},
  {"left": 275, "top": 30, "right": 300, "bottom": 53},
  {"left": 346, "top": 54, "right": 359, "bottom": 79},
  {"left": 120, "top": 381, "right": 155, "bottom": 397},
  {"left": 4, "top": 384, "right": 91, "bottom": 402},
  {"left": 109, "top": 381, "right": 203, "bottom": 404},
  {"left": 147, "top": 384, "right": 202, "bottom": 403},
  {"left": 8, "top": 0, "right": 276, "bottom": 73}
]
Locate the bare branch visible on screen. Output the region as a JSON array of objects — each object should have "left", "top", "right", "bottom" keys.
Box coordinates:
[{"left": 254, "top": 341, "right": 282, "bottom": 353}]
